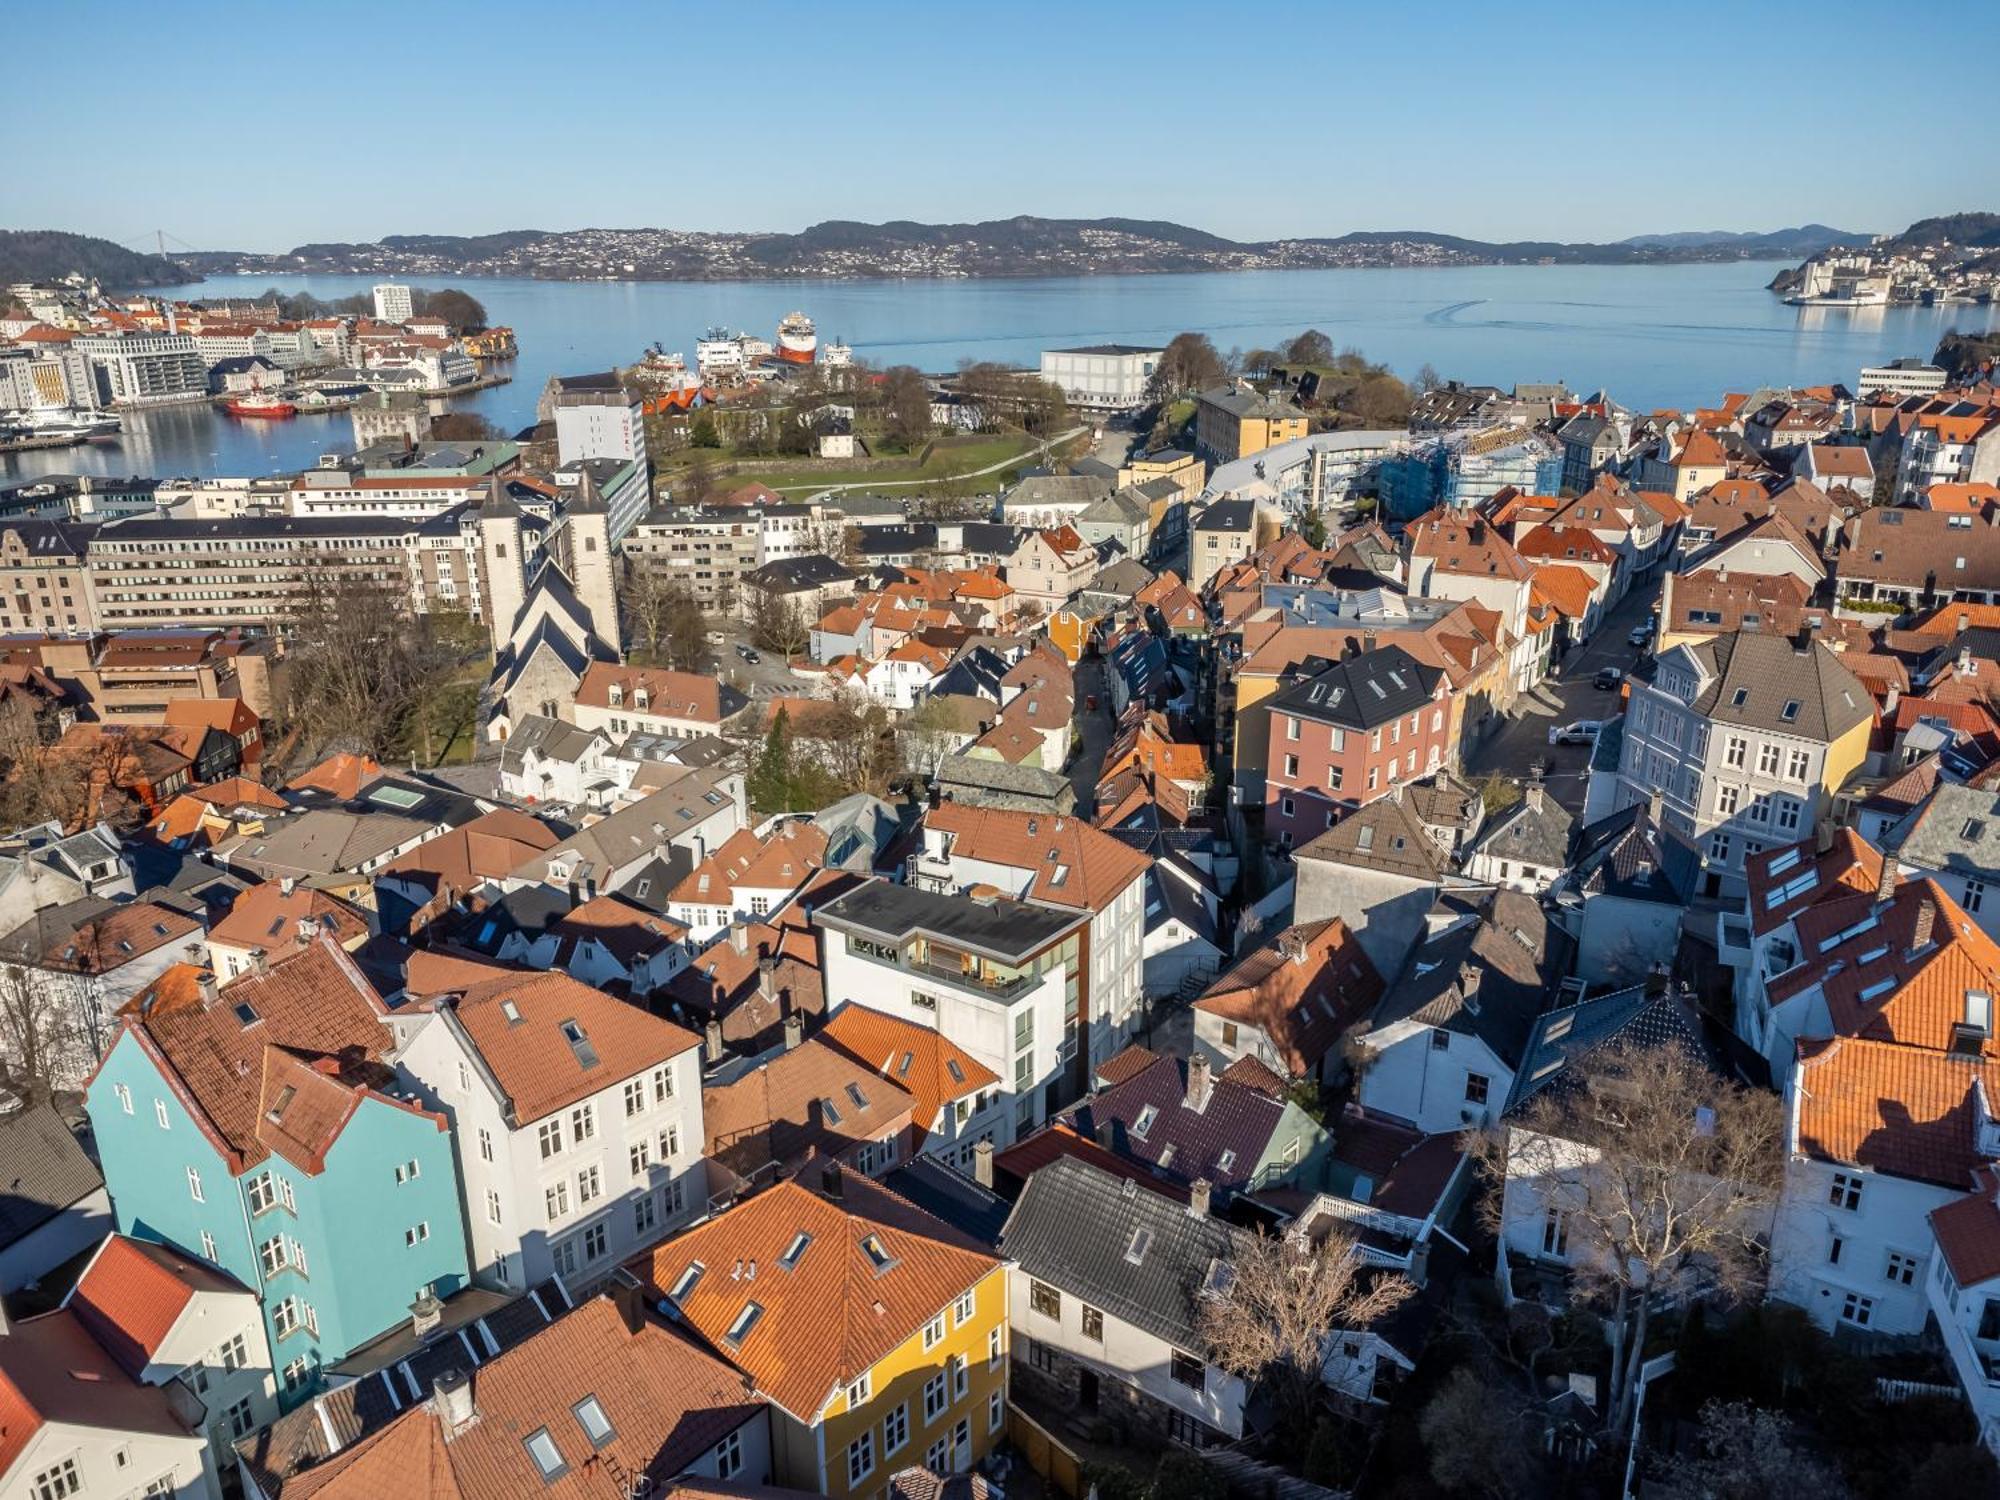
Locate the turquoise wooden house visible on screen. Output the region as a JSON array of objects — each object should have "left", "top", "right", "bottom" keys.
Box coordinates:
[{"left": 85, "top": 938, "right": 469, "bottom": 1406}]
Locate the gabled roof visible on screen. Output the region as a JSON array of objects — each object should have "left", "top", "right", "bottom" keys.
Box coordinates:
[
  {"left": 1194, "top": 920, "right": 1383, "bottom": 1076},
  {"left": 1930, "top": 1168, "right": 2000, "bottom": 1288},
  {"left": 117, "top": 942, "right": 407, "bottom": 1175},
  {"left": 1294, "top": 795, "right": 1451, "bottom": 881},
  {"left": 818, "top": 1005, "right": 1000, "bottom": 1135},
  {"left": 701, "top": 1037, "right": 918, "bottom": 1181},
  {"left": 208, "top": 880, "right": 368, "bottom": 962},
  {"left": 549, "top": 894, "right": 689, "bottom": 968},
  {"left": 254, "top": 1295, "right": 763, "bottom": 1500},
  {"left": 1744, "top": 831, "right": 1886, "bottom": 938},
  {"left": 1370, "top": 891, "right": 1561, "bottom": 1068},
  {"left": 922, "top": 804, "right": 1149, "bottom": 914},
  {"left": 69, "top": 1233, "right": 251, "bottom": 1380},
  {"left": 1062, "top": 1052, "right": 1296, "bottom": 1195},
  {"left": 1468, "top": 787, "right": 1573, "bottom": 871},
  {"left": 998, "top": 1154, "right": 1241, "bottom": 1351},
  {"left": 668, "top": 823, "right": 828, "bottom": 910},
  {"left": 380, "top": 808, "right": 562, "bottom": 893},
  {"left": 0, "top": 1307, "right": 190, "bottom": 1484},
  {"left": 633, "top": 1168, "right": 1000, "bottom": 1420},
  {"left": 448, "top": 971, "right": 700, "bottom": 1125},
  {"left": 0, "top": 1104, "right": 103, "bottom": 1249}
]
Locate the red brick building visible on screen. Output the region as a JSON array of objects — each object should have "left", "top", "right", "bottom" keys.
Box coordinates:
[{"left": 1261, "top": 643, "right": 1453, "bottom": 848}]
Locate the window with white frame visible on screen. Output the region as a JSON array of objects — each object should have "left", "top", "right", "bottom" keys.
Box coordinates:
[
  {"left": 1839, "top": 1292, "right": 1874, "bottom": 1327},
  {"left": 1886, "top": 1250, "right": 1920, "bottom": 1286},
  {"left": 848, "top": 1431, "right": 875, "bottom": 1486},
  {"left": 1829, "top": 1171, "right": 1864, "bottom": 1211},
  {"left": 570, "top": 1103, "right": 596, "bottom": 1143},
  {"left": 624, "top": 1078, "right": 647, "bottom": 1116},
  {"left": 885, "top": 1400, "right": 910, "bottom": 1454},
  {"left": 923, "top": 1370, "right": 948, "bottom": 1422}
]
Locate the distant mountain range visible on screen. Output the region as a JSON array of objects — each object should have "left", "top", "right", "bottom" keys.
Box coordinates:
[
  {"left": 161, "top": 217, "right": 1882, "bottom": 284},
  {"left": 1617, "top": 225, "right": 1867, "bottom": 253},
  {"left": 0, "top": 218, "right": 1903, "bottom": 291}
]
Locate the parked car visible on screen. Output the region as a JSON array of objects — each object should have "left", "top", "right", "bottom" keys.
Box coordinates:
[
  {"left": 1628, "top": 621, "right": 1654, "bottom": 647},
  {"left": 1593, "top": 667, "right": 1624, "bottom": 690},
  {"left": 706, "top": 630, "right": 728, "bottom": 646},
  {"left": 1551, "top": 720, "right": 1604, "bottom": 746},
  {"left": 737, "top": 645, "right": 762, "bottom": 664}
]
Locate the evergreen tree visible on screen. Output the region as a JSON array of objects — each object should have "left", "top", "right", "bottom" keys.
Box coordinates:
[{"left": 748, "top": 708, "right": 792, "bottom": 813}]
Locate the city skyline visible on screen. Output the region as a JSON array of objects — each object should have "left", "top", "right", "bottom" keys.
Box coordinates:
[{"left": 10, "top": 0, "right": 1997, "bottom": 253}]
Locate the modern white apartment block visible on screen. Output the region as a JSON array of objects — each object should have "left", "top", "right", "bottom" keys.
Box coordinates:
[
  {"left": 1859, "top": 358, "right": 1947, "bottom": 399},
  {"left": 72, "top": 332, "right": 209, "bottom": 406},
  {"left": 372, "top": 283, "right": 414, "bottom": 323}
]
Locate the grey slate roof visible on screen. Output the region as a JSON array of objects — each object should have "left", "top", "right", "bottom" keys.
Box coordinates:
[
  {"left": 884, "top": 1157, "right": 1012, "bottom": 1249},
  {"left": 998, "top": 1154, "right": 1241, "bottom": 1351},
  {"left": 1194, "top": 498, "right": 1257, "bottom": 533},
  {"left": 1371, "top": 890, "right": 1563, "bottom": 1068},
  {"left": 1896, "top": 781, "right": 2000, "bottom": 881},
  {"left": 1567, "top": 800, "right": 1702, "bottom": 903},
  {"left": 934, "top": 754, "right": 1076, "bottom": 811},
  {"left": 1668, "top": 632, "right": 1873, "bottom": 743},
  {"left": 1468, "top": 787, "right": 1574, "bottom": 870},
  {"left": 0, "top": 1104, "right": 103, "bottom": 1249},
  {"left": 498, "top": 714, "right": 608, "bottom": 775},
  {"left": 1063, "top": 1052, "right": 1292, "bottom": 1197},
  {"left": 1001, "top": 475, "right": 1112, "bottom": 511},
  {"left": 744, "top": 554, "right": 858, "bottom": 593},
  {"left": 1508, "top": 987, "right": 1730, "bottom": 1110},
  {"left": 1266, "top": 646, "right": 1443, "bottom": 732}
]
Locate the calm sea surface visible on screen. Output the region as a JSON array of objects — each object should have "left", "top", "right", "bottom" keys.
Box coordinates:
[{"left": 7, "top": 262, "right": 1995, "bottom": 484}]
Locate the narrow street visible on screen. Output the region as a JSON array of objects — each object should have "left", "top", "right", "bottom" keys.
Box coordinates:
[
  {"left": 1464, "top": 572, "right": 1665, "bottom": 815},
  {"left": 1065, "top": 658, "right": 1115, "bottom": 816}
]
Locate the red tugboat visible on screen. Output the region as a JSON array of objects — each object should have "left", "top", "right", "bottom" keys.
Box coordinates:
[{"left": 224, "top": 394, "right": 297, "bottom": 419}]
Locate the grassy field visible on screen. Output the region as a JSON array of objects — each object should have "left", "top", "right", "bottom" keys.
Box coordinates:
[{"left": 662, "top": 433, "right": 1044, "bottom": 496}]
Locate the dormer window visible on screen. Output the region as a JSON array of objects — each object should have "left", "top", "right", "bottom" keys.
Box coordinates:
[{"left": 608, "top": 684, "right": 624, "bottom": 707}]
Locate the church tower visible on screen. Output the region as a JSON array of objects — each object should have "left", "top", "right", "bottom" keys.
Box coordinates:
[
  {"left": 557, "top": 468, "right": 621, "bottom": 655},
  {"left": 476, "top": 479, "right": 529, "bottom": 654}
]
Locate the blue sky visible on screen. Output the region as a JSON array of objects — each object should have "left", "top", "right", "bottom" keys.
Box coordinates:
[{"left": 13, "top": 0, "right": 1996, "bottom": 252}]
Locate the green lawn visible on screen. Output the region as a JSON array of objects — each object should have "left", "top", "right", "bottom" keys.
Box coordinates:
[{"left": 665, "top": 433, "right": 1043, "bottom": 495}]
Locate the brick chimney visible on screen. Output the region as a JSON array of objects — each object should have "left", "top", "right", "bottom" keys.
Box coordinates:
[
  {"left": 1524, "top": 783, "right": 1545, "bottom": 814},
  {"left": 1912, "top": 896, "right": 1937, "bottom": 952},
  {"left": 1184, "top": 1053, "right": 1214, "bottom": 1113},
  {"left": 1876, "top": 856, "right": 1900, "bottom": 905}
]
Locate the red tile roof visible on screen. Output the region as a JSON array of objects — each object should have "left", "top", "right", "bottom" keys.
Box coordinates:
[
  {"left": 817, "top": 1004, "right": 999, "bottom": 1134},
  {"left": 209, "top": 881, "right": 368, "bottom": 963},
  {"left": 631, "top": 1169, "right": 999, "bottom": 1420},
  {"left": 68, "top": 1234, "right": 247, "bottom": 1379},
  {"left": 449, "top": 971, "right": 699, "bottom": 1124},
  {"left": 1794, "top": 1034, "right": 2000, "bottom": 1188},
  {"left": 575, "top": 662, "right": 728, "bottom": 723},
  {"left": 1931, "top": 1167, "right": 2000, "bottom": 1287},
  {"left": 285, "top": 752, "right": 384, "bottom": 800},
  {"left": 0, "top": 1308, "right": 189, "bottom": 1482},
  {"left": 1194, "top": 919, "right": 1383, "bottom": 1076},
  {"left": 922, "top": 804, "right": 1149, "bottom": 914}
]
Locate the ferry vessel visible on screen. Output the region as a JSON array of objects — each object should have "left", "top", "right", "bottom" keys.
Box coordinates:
[
  {"left": 775, "top": 311, "right": 818, "bottom": 365},
  {"left": 224, "top": 394, "right": 298, "bottom": 419}
]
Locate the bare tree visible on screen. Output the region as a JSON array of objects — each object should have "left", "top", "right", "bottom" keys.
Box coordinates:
[
  {"left": 1653, "top": 1401, "right": 1849, "bottom": 1500},
  {"left": 1147, "top": 333, "right": 1226, "bottom": 400},
  {"left": 619, "top": 561, "right": 674, "bottom": 659},
  {"left": 0, "top": 963, "right": 81, "bottom": 1103},
  {"left": 900, "top": 695, "right": 969, "bottom": 778},
  {"left": 748, "top": 591, "right": 811, "bottom": 659},
  {"left": 284, "top": 570, "right": 462, "bottom": 763},
  {"left": 881, "top": 365, "right": 934, "bottom": 451},
  {"left": 1413, "top": 363, "right": 1445, "bottom": 395},
  {"left": 1199, "top": 1223, "right": 1413, "bottom": 1433},
  {"left": 1469, "top": 1040, "right": 1784, "bottom": 1431}
]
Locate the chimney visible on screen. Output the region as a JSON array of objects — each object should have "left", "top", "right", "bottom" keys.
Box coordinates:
[
  {"left": 196, "top": 970, "right": 218, "bottom": 1007},
  {"left": 704, "top": 1018, "right": 724, "bottom": 1064},
  {"left": 1876, "top": 857, "right": 1900, "bottom": 905},
  {"left": 1645, "top": 787, "right": 1663, "bottom": 825},
  {"left": 1362, "top": 628, "right": 1379, "bottom": 654},
  {"left": 1184, "top": 1053, "right": 1214, "bottom": 1113},
  {"left": 1793, "top": 624, "right": 1814, "bottom": 655},
  {"left": 1189, "top": 1178, "right": 1213, "bottom": 1218},
  {"left": 784, "top": 1012, "right": 803, "bottom": 1050},
  {"left": 820, "top": 1160, "right": 843, "bottom": 1200},
  {"left": 1524, "top": 783, "right": 1545, "bottom": 814},
  {"left": 280, "top": 875, "right": 296, "bottom": 897},
  {"left": 1913, "top": 897, "right": 1937, "bottom": 952},
  {"left": 295, "top": 917, "right": 315, "bottom": 948},
  {"left": 729, "top": 923, "right": 749, "bottom": 955},
  {"left": 249, "top": 947, "right": 267, "bottom": 976},
  {"left": 432, "top": 1368, "right": 475, "bottom": 1436},
  {"left": 608, "top": 1266, "right": 650, "bottom": 1336},
  {"left": 409, "top": 1286, "right": 443, "bottom": 1339},
  {"left": 1816, "top": 821, "right": 1835, "bottom": 854},
  {"left": 758, "top": 955, "right": 778, "bottom": 1003},
  {"left": 973, "top": 1138, "right": 994, "bottom": 1190}
]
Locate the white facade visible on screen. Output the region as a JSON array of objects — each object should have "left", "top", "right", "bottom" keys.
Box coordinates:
[
  {"left": 372, "top": 284, "right": 414, "bottom": 323},
  {"left": 1037, "top": 346, "right": 1162, "bottom": 412},
  {"left": 73, "top": 332, "right": 209, "bottom": 406},
  {"left": 818, "top": 926, "right": 1066, "bottom": 1137},
  {"left": 913, "top": 834, "right": 1146, "bottom": 1074},
  {"left": 1354, "top": 1018, "right": 1512, "bottom": 1137},
  {"left": 555, "top": 393, "right": 647, "bottom": 468},
  {"left": 1926, "top": 1240, "right": 2000, "bottom": 1457},
  {"left": 1859, "top": 361, "right": 1947, "bottom": 399},
  {"left": 1009, "top": 1266, "right": 1249, "bottom": 1439},
  {"left": 1769, "top": 1153, "right": 1945, "bottom": 1337},
  {"left": 0, "top": 1408, "right": 210, "bottom": 1500},
  {"left": 391, "top": 1013, "right": 705, "bottom": 1293}
]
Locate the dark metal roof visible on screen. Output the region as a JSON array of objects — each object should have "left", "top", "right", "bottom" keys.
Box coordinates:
[
  {"left": 0, "top": 1104, "right": 102, "bottom": 1248},
  {"left": 1265, "top": 646, "right": 1443, "bottom": 731},
  {"left": 814, "top": 879, "right": 1084, "bottom": 965}
]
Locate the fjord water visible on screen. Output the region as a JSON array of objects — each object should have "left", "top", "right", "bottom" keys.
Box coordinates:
[{"left": 9, "top": 262, "right": 1996, "bottom": 484}]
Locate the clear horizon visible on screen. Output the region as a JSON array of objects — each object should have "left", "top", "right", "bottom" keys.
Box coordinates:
[{"left": 10, "top": 0, "right": 1997, "bottom": 254}]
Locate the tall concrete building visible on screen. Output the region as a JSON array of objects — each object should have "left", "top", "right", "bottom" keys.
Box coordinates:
[
  {"left": 371, "top": 283, "right": 414, "bottom": 323},
  {"left": 1039, "top": 344, "right": 1163, "bottom": 411},
  {"left": 549, "top": 372, "right": 648, "bottom": 470}
]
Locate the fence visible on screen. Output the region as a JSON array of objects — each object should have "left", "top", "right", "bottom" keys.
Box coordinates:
[{"left": 1008, "top": 1404, "right": 1084, "bottom": 1498}]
